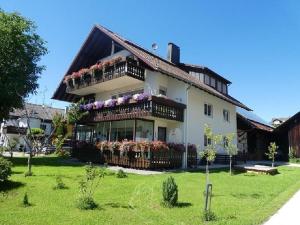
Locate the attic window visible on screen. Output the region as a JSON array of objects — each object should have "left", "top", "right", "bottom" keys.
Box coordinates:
[{"left": 159, "top": 86, "right": 167, "bottom": 96}]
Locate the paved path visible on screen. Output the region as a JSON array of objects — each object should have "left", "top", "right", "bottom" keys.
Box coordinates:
[{"left": 263, "top": 190, "right": 300, "bottom": 225}]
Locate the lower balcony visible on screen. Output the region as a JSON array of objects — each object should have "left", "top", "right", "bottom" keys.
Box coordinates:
[{"left": 81, "top": 95, "right": 186, "bottom": 123}]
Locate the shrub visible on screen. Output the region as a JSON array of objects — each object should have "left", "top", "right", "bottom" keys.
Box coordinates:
[
  {"left": 162, "top": 176, "right": 178, "bottom": 207},
  {"left": 76, "top": 196, "right": 98, "bottom": 210},
  {"left": 116, "top": 169, "right": 127, "bottom": 178},
  {"left": 202, "top": 210, "right": 216, "bottom": 222},
  {"left": 24, "top": 171, "right": 33, "bottom": 177},
  {"left": 53, "top": 176, "right": 67, "bottom": 190},
  {"left": 0, "top": 157, "right": 12, "bottom": 182},
  {"left": 22, "top": 192, "right": 30, "bottom": 207}
]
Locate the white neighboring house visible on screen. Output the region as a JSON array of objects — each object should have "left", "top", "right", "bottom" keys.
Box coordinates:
[
  {"left": 52, "top": 25, "right": 250, "bottom": 163},
  {"left": 0, "top": 103, "right": 65, "bottom": 151}
]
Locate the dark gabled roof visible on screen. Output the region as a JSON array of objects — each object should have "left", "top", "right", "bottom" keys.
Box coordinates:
[
  {"left": 179, "top": 63, "right": 232, "bottom": 84},
  {"left": 275, "top": 111, "right": 300, "bottom": 132},
  {"left": 52, "top": 24, "right": 251, "bottom": 110},
  {"left": 10, "top": 103, "right": 65, "bottom": 121},
  {"left": 237, "top": 113, "right": 274, "bottom": 132}
]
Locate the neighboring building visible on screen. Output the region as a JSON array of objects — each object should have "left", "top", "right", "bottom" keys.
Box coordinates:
[
  {"left": 0, "top": 103, "right": 65, "bottom": 150},
  {"left": 275, "top": 111, "right": 300, "bottom": 158},
  {"left": 237, "top": 110, "right": 274, "bottom": 160},
  {"left": 272, "top": 117, "right": 289, "bottom": 127},
  {"left": 52, "top": 24, "right": 250, "bottom": 165}
]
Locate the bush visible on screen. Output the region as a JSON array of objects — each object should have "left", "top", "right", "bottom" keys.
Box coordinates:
[
  {"left": 202, "top": 210, "right": 216, "bottom": 222},
  {"left": 24, "top": 171, "right": 33, "bottom": 177},
  {"left": 162, "top": 176, "right": 178, "bottom": 207},
  {"left": 53, "top": 176, "right": 67, "bottom": 190},
  {"left": 0, "top": 157, "right": 12, "bottom": 182},
  {"left": 76, "top": 196, "right": 98, "bottom": 210},
  {"left": 22, "top": 192, "right": 30, "bottom": 207},
  {"left": 116, "top": 169, "right": 127, "bottom": 178}
]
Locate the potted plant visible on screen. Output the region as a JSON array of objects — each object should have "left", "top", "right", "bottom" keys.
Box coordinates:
[{"left": 91, "top": 63, "right": 103, "bottom": 81}]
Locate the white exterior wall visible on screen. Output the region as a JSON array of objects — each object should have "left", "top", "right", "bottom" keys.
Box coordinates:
[
  {"left": 89, "top": 68, "right": 238, "bottom": 155},
  {"left": 187, "top": 87, "right": 237, "bottom": 154}
]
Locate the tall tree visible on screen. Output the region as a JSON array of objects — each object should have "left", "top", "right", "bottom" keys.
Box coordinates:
[{"left": 0, "top": 9, "right": 47, "bottom": 120}]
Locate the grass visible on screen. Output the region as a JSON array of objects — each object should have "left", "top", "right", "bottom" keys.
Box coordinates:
[
  {"left": 1, "top": 156, "right": 300, "bottom": 225},
  {"left": 289, "top": 158, "right": 300, "bottom": 164}
]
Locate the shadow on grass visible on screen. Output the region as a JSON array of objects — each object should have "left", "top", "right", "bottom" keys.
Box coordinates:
[
  {"left": 0, "top": 180, "right": 25, "bottom": 192},
  {"left": 103, "top": 202, "right": 135, "bottom": 209},
  {"left": 231, "top": 192, "right": 262, "bottom": 199},
  {"left": 7, "top": 156, "right": 84, "bottom": 168},
  {"left": 175, "top": 202, "right": 192, "bottom": 208}
]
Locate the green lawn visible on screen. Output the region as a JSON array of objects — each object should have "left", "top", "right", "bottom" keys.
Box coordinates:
[{"left": 1, "top": 156, "right": 300, "bottom": 225}]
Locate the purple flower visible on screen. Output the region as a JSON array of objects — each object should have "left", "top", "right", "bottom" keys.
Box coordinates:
[
  {"left": 136, "top": 93, "right": 149, "bottom": 102},
  {"left": 79, "top": 104, "right": 84, "bottom": 111},
  {"left": 107, "top": 99, "right": 117, "bottom": 108},
  {"left": 94, "top": 101, "right": 104, "bottom": 110},
  {"left": 117, "top": 95, "right": 132, "bottom": 105},
  {"left": 86, "top": 103, "right": 93, "bottom": 111}
]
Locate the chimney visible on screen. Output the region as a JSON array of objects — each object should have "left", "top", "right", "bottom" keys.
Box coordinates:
[{"left": 167, "top": 43, "right": 180, "bottom": 64}]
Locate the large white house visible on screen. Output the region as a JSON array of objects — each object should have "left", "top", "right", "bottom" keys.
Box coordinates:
[{"left": 52, "top": 25, "right": 250, "bottom": 167}]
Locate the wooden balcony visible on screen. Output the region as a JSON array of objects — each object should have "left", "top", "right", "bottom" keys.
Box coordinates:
[
  {"left": 82, "top": 96, "right": 186, "bottom": 123},
  {"left": 5, "top": 126, "right": 27, "bottom": 134},
  {"left": 66, "top": 60, "right": 145, "bottom": 95}
]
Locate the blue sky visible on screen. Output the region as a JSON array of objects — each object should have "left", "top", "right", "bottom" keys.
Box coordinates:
[{"left": 1, "top": 0, "right": 300, "bottom": 122}]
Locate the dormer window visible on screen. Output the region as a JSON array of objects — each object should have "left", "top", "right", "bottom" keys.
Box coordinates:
[
  {"left": 204, "top": 74, "right": 210, "bottom": 85},
  {"left": 222, "top": 84, "right": 228, "bottom": 95},
  {"left": 210, "top": 77, "right": 216, "bottom": 88}
]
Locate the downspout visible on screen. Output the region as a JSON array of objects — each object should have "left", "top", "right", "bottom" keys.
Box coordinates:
[{"left": 184, "top": 83, "right": 192, "bottom": 169}]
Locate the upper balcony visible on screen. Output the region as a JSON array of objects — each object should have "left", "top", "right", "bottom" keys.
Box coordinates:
[{"left": 64, "top": 56, "right": 145, "bottom": 96}]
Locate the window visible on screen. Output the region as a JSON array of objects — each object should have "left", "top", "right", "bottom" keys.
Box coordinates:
[
  {"left": 204, "top": 103, "right": 213, "bottom": 117},
  {"left": 223, "top": 109, "right": 230, "bottom": 122},
  {"left": 204, "top": 135, "right": 212, "bottom": 147},
  {"left": 111, "top": 120, "right": 134, "bottom": 141},
  {"left": 40, "top": 124, "right": 47, "bottom": 131},
  {"left": 222, "top": 84, "right": 228, "bottom": 94},
  {"left": 217, "top": 81, "right": 222, "bottom": 92},
  {"left": 159, "top": 86, "right": 167, "bottom": 96},
  {"left": 135, "top": 120, "right": 154, "bottom": 141},
  {"left": 204, "top": 74, "right": 210, "bottom": 85},
  {"left": 210, "top": 77, "right": 216, "bottom": 88}
]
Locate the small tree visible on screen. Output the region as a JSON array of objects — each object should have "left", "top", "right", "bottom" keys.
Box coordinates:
[
  {"left": 224, "top": 133, "right": 238, "bottom": 175},
  {"left": 200, "top": 125, "right": 222, "bottom": 186},
  {"left": 266, "top": 142, "right": 278, "bottom": 168},
  {"left": 6, "top": 137, "right": 19, "bottom": 158},
  {"left": 53, "top": 135, "right": 69, "bottom": 157},
  {"left": 76, "top": 163, "right": 105, "bottom": 210},
  {"left": 162, "top": 176, "right": 178, "bottom": 207}
]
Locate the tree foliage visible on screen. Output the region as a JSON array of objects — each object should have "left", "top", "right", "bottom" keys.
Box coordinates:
[
  {"left": 224, "top": 133, "right": 239, "bottom": 175},
  {"left": 266, "top": 142, "right": 278, "bottom": 168},
  {"left": 66, "top": 98, "right": 88, "bottom": 125},
  {"left": 0, "top": 9, "right": 47, "bottom": 120}
]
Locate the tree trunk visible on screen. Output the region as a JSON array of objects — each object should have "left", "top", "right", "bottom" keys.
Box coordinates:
[
  {"left": 230, "top": 155, "right": 232, "bottom": 175},
  {"left": 27, "top": 151, "right": 32, "bottom": 175},
  {"left": 206, "top": 160, "right": 209, "bottom": 186}
]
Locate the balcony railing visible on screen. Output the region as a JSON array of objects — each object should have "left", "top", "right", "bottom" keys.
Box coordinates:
[
  {"left": 82, "top": 96, "right": 186, "bottom": 123},
  {"left": 66, "top": 60, "right": 145, "bottom": 93},
  {"left": 5, "top": 126, "right": 27, "bottom": 134}
]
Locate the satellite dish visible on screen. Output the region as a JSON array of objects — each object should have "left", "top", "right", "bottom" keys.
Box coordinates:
[{"left": 152, "top": 43, "right": 158, "bottom": 51}]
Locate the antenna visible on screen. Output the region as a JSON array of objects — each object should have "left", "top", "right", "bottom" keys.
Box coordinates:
[{"left": 151, "top": 43, "right": 158, "bottom": 52}]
